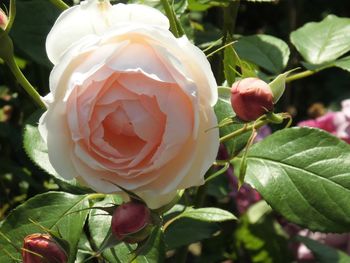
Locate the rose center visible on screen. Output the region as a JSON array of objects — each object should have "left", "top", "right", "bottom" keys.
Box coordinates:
[{"left": 101, "top": 106, "right": 147, "bottom": 156}]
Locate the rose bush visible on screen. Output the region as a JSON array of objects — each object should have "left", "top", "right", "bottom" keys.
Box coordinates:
[{"left": 39, "top": 0, "right": 219, "bottom": 209}]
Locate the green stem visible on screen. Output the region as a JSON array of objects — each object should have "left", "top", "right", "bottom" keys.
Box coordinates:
[
  {"left": 5, "top": 0, "right": 16, "bottom": 33},
  {"left": 87, "top": 193, "right": 106, "bottom": 200},
  {"left": 285, "top": 69, "right": 315, "bottom": 83},
  {"left": 205, "top": 162, "right": 230, "bottom": 183},
  {"left": 49, "top": 0, "right": 69, "bottom": 10},
  {"left": 160, "top": 0, "right": 180, "bottom": 38},
  {"left": 213, "top": 159, "right": 230, "bottom": 166},
  {"left": 6, "top": 57, "right": 46, "bottom": 108},
  {"left": 220, "top": 119, "right": 268, "bottom": 143}
]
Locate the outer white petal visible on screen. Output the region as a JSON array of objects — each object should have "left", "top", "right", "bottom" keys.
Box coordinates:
[
  {"left": 177, "top": 36, "right": 218, "bottom": 107},
  {"left": 49, "top": 37, "right": 127, "bottom": 98},
  {"left": 178, "top": 106, "right": 220, "bottom": 189},
  {"left": 109, "top": 4, "right": 169, "bottom": 30},
  {"left": 46, "top": 1, "right": 169, "bottom": 64},
  {"left": 40, "top": 101, "right": 77, "bottom": 180},
  {"left": 137, "top": 190, "right": 178, "bottom": 209},
  {"left": 38, "top": 111, "right": 49, "bottom": 144}
]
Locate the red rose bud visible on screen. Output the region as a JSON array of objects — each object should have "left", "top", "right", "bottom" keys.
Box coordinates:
[
  {"left": 22, "top": 233, "right": 68, "bottom": 263},
  {"left": 111, "top": 201, "right": 152, "bottom": 244},
  {"left": 0, "top": 9, "right": 8, "bottom": 30},
  {"left": 231, "top": 77, "right": 274, "bottom": 121}
]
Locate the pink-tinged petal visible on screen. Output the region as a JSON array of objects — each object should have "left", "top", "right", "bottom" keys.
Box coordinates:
[
  {"left": 106, "top": 41, "right": 175, "bottom": 83},
  {"left": 62, "top": 105, "right": 216, "bottom": 205},
  {"left": 70, "top": 149, "right": 162, "bottom": 190},
  {"left": 133, "top": 107, "right": 219, "bottom": 195},
  {"left": 121, "top": 100, "right": 160, "bottom": 141},
  {"left": 96, "top": 81, "right": 139, "bottom": 105},
  {"left": 117, "top": 73, "right": 194, "bottom": 173},
  {"left": 49, "top": 39, "right": 128, "bottom": 99}
]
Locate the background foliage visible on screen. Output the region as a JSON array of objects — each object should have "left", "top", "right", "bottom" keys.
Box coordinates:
[{"left": 1, "top": 0, "right": 350, "bottom": 262}]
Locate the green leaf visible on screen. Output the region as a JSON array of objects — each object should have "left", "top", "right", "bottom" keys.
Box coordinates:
[
  {"left": 269, "top": 68, "right": 299, "bottom": 103},
  {"left": 241, "top": 60, "right": 259, "bottom": 78},
  {"left": 234, "top": 34, "right": 290, "bottom": 74},
  {"left": 0, "top": 192, "right": 89, "bottom": 262},
  {"left": 235, "top": 204, "right": 291, "bottom": 263},
  {"left": 245, "top": 127, "right": 350, "bottom": 232},
  {"left": 333, "top": 55, "right": 350, "bottom": 72},
  {"left": 223, "top": 44, "right": 237, "bottom": 86},
  {"left": 206, "top": 172, "right": 231, "bottom": 200},
  {"left": 297, "top": 236, "right": 350, "bottom": 263},
  {"left": 246, "top": 200, "right": 273, "bottom": 224},
  {"left": 173, "top": 0, "right": 188, "bottom": 15},
  {"left": 75, "top": 231, "right": 95, "bottom": 263},
  {"left": 10, "top": 0, "right": 60, "bottom": 67},
  {"left": 178, "top": 207, "right": 237, "bottom": 222},
  {"left": 164, "top": 217, "right": 220, "bottom": 249},
  {"left": 290, "top": 15, "right": 350, "bottom": 65},
  {"left": 134, "top": 227, "right": 165, "bottom": 263},
  {"left": 188, "top": 0, "right": 230, "bottom": 11}
]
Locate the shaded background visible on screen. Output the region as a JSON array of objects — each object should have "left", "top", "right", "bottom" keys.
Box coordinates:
[{"left": 1, "top": 0, "right": 350, "bottom": 262}]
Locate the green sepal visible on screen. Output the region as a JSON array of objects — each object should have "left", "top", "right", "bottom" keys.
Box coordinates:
[{"left": 269, "top": 68, "right": 299, "bottom": 103}]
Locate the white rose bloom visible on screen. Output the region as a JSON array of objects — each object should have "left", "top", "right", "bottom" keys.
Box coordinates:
[{"left": 39, "top": 0, "right": 219, "bottom": 209}]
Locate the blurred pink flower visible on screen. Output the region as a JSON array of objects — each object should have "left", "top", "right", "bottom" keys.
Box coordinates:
[
  {"left": 298, "top": 112, "right": 336, "bottom": 133},
  {"left": 298, "top": 99, "right": 350, "bottom": 144}
]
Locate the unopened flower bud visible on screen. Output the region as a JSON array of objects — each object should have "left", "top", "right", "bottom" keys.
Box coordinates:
[
  {"left": 111, "top": 201, "right": 152, "bottom": 244},
  {"left": 231, "top": 77, "right": 274, "bottom": 121},
  {"left": 0, "top": 9, "right": 8, "bottom": 30},
  {"left": 22, "top": 234, "right": 68, "bottom": 263}
]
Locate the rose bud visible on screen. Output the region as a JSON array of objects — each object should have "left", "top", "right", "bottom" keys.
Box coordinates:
[
  {"left": 231, "top": 77, "right": 274, "bottom": 121},
  {"left": 0, "top": 8, "right": 8, "bottom": 30},
  {"left": 22, "top": 233, "right": 68, "bottom": 263},
  {"left": 111, "top": 201, "right": 152, "bottom": 244}
]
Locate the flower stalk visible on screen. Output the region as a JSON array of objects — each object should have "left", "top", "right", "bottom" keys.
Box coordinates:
[
  {"left": 0, "top": 30, "right": 46, "bottom": 108},
  {"left": 219, "top": 118, "right": 268, "bottom": 143},
  {"left": 160, "top": 0, "right": 184, "bottom": 38},
  {"left": 285, "top": 69, "right": 316, "bottom": 83},
  {"left": 6, "top": 56, "right": 46, "bottom": 108}
]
